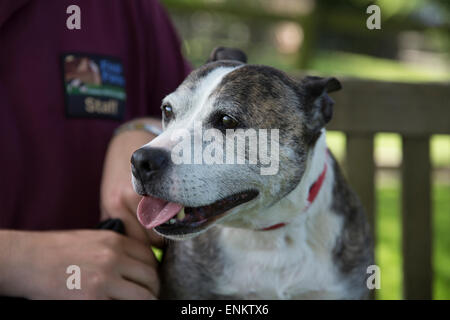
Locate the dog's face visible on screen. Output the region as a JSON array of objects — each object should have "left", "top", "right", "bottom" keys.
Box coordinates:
[{"left": 132, "top": 47, "right": 341, "bottom": 239}]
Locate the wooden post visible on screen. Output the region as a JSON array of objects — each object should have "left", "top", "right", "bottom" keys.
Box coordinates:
[
  {"left": 296, "top": 14, "right": 316, "bottom": 69},
  {"left": 401, "top": 135, "right": 432, "bottom": 299},
  {"left": 346, "top": 133, "right": 376, "bottom": 240},
  {"left": 345, "top": 133, "right": 376, "bottom": 299}
]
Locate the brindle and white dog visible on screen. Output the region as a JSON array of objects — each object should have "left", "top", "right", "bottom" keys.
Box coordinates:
[{"left": 131, "top": 47, "right": 374, "bottom": 299}]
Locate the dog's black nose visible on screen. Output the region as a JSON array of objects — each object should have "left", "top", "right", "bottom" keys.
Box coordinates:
[{"left": 131, "top": 147, "right": 170, "bottom": 181}]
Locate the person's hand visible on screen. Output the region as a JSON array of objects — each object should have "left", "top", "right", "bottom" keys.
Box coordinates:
[
  {"left": 100, "top": 119, "right": 164, "bottom": 247},
  {"left": 1, "top": 230, "right": 159, "bottom": 299}
]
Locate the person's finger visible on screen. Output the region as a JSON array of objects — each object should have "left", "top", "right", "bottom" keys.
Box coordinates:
[
  {"left": 123, "top": 189, "right": 142, "bottom": 214},
  {"left": 117, "top": 255, "right": 160, "bottom": 296},
  {"left": 122, "top": 236, "right": 158, "bottom": 267},
  {"left": 147, "top": 229, "right": 165, "bottom": 248},
  {"left": 107, "top": 278, "right": 156, "bottom": 300},
  {"left": 119, "top": 210, "right": 151, "bottom": 245},
  {"left": 121, "top": 211, "right": 165, "bottom": 249}
]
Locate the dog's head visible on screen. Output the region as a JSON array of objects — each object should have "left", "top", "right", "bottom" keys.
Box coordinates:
[{"left": 131, "top": 47, "right": 341, "bottom": 239}]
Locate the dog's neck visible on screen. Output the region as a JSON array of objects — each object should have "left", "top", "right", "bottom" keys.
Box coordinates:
[
  {"left": 258, "top": 143, "right": 329, "bottom": 231},
  {"left": 219, "top": 130, "right": 340, "bottom": 249},
  {"left": 258, "top": 129, "right": 331, "bottom": 228}
]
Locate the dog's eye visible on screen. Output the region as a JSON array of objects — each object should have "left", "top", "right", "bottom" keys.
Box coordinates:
[
  {"left": 221, "top": 115, "right": 238, "bottom": 129},
  {"left": 162, "top": 104, "right": 174, "bottom": 120}
]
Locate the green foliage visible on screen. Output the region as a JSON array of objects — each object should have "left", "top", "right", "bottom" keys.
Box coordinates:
[{"left": 311, "top": 51, "right": 450, "bottom": 82}]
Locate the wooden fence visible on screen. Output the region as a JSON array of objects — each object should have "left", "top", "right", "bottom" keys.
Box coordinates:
[{"left": 328, "top": 78, "right": 450, "bottom": 299}]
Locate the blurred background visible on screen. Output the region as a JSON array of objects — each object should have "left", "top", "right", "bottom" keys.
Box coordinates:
[{"left": 159, "top": 0, "right": 449, "bottom": 299}]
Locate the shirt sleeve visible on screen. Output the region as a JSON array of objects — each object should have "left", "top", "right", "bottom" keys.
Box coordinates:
[{"left": 144, "top": 0, "right": 192, "bottom": 117}]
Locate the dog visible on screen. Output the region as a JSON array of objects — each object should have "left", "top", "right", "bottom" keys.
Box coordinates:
[{"left": 131, "top": 47, "right": 374, "bottom": 299}]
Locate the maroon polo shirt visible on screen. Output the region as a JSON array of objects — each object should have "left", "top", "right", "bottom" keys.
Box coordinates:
[{"left": 0, "top": 0, "right": 190, "bottom": 230}]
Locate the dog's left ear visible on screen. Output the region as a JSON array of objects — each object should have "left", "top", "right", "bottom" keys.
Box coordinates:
[
  {"left": 207, "top": 46, "right": 247, "bottom": 63},
  {"left": 301, "top": 76, "right": 342, "bottom": 144}
]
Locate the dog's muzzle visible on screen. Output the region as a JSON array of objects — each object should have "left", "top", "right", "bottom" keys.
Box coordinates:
[{"left": 131, "top": 146, "right": 259, "bottom": 238}]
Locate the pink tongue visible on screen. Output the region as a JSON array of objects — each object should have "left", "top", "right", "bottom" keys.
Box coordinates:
[{"left": 137, "top": 196, "right": 183, "bottom": 229}]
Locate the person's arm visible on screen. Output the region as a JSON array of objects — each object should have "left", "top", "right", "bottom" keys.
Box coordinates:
[
  {"left": 100, "top": 117, "right": 164, "bottom": 248},
  {"left": 0, "top": 229, "right": 159, "bottom": 299},
  {"left": 99, "top": 0, "right": 191, "bottom": 247}
]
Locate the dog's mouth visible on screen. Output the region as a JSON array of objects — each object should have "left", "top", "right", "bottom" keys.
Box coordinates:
[{"left": 136, "top": 190, "right": 259, "bottom": 236}]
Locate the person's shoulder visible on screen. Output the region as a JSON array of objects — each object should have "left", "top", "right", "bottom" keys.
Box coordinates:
[{"left": 135, "top": 0, "right": 168, "bottom": 17}]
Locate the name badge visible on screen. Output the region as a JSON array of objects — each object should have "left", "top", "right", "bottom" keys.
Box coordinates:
[{"left": 61, "top": 53, "right": 126, "bottom": 120}]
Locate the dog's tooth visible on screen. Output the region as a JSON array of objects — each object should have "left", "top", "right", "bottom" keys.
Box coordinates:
[
  {"left": 169, "top": 218, "right": 176, "bottom": 224},
  {"left": 177, "top": 207, "right": 185, "bottom": 220}
]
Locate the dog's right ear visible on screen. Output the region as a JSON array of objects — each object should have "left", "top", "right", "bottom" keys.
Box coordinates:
[
  {"left": 207, "top": 47, "right": 247, "bottom": 63},
  {"left": 301, "top": 76, "right": 342, "bottom": 145}
]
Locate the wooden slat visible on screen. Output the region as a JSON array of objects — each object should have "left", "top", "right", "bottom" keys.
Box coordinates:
[
  {"left": 401, "top": 135, "right": 432, "bottom": 300},
  {"left": 345, "top": 133, "right": 376, "bottom": 299},
  {"left": 326, "top": 79, "right": 450, "bottom": 135},
  {"left": 345, "top": 133, "right": 376, "bottom": 239}
]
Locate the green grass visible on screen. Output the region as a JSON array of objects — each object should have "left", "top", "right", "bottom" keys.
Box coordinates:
[
  {"left": 375, "top": 182, "right": 403, "bottom": 299},
  {"left": 375, "top": 183, "right": 450, "bottom": 300},
  {"left": 311, "top": 51, "right": 450, "bottom": 82},
  {"left": 431, "top": 135, "right": 450, "bottom": 167}
]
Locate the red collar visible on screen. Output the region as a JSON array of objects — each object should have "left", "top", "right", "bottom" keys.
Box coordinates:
[{"left": 258, "top": 160, "right": 328, "bottom": 232}]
